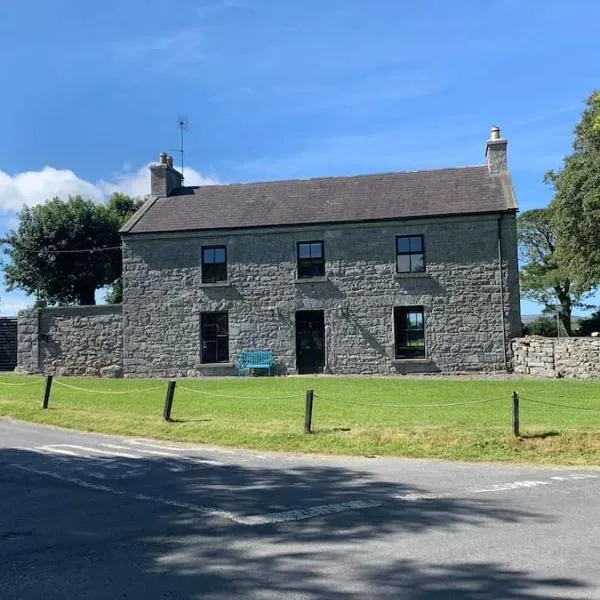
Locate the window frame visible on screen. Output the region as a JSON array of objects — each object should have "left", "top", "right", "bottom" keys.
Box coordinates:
[
  {"left": 296, "top": 240, "right": 325, "bottom": 279},
  {"left": 201, "top": 245, "right": 228, "bottom": 284},
  {"left": 201, "top": 312, "right": 229, "bottom": 364},
  {"left": 393, "top": 306, "right": 426, "bottom": 359},
  {"left": 395, "top": 235, "right": 425, "bottom": 274}
]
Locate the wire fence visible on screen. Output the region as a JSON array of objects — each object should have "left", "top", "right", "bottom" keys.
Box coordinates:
[
  {"left": 0, "top": 378, "right": 45, "bottom": 387},
  {"left": 2, "top": 374, "right": 599, "bottom": 437},
  {"left": 177, "top": 384, "right": 298, "bottom": 401},
  {"left": 53, "top": 380, "right": 165, "bottom": 395},
  {"left": 313, "top": 393, "right": 509, "bottom": 409},
  {"left": 519, "top": 395, "right": 600, "bottom": 413}
]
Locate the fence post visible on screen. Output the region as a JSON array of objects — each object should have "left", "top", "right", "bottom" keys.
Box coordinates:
[
  {"left": 304, "top": 390, "right": 314, "bottom": 434},
  {"left": 512, "top": 391, "right": 520, "bottom": 437},
  {"left": 41, "top": 375, "right": 53, "bottom": 409},
  {"left": 163, "top": 380, "right": 176, "bottom": 422}
]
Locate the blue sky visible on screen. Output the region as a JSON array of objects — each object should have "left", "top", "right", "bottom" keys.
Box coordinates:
[{"left": 0, "top": 0, "right": 598, "bottom": 316}]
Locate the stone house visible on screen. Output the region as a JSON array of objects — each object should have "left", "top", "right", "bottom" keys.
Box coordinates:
[{"left": 118, "top": 127, "right": 521, "bottom": 377}]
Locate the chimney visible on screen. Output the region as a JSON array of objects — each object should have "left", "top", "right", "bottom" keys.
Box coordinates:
[
  {"left": 149, "top": 152, "right": 183, "bottom": 197},
  {"left": 485, "top": 125, "right": 508, "bottom": 174}
]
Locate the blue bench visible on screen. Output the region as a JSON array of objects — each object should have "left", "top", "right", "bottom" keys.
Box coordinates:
[{"left": 238, "top": 351, "right": 274, "bottom": 376}]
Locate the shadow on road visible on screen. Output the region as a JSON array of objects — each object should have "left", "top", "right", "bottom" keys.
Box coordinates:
[{"left": 0, "top": 447, "right": 590, "bottom": 599}]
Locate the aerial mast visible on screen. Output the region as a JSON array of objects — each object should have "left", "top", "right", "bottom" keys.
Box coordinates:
[{"left": 176, "top": 116, "right": 188, "bottom": 181}]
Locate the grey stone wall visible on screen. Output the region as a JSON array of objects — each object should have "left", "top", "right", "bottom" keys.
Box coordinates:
[
  {"left": 122, "top": 213, "right": 520, "bottom": 377},
  {"left": 513, "top": 337, "right": 600, "bottom": 378},
  {"left": 16, "top": 309, "right": 40, "bottom": 373},
  {"left": 17, "top": 306, "right": 122, "bottom": 376}
]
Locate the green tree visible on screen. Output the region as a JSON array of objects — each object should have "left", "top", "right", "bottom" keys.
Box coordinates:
[
  {"left": 3, "top": 193, "right": 142, "bottom": 306},
  {"left": 576, "top": 310, "right": 600, "bottom": 336},
  {"left": 104, "top": 193, "right": 144, "bottom": 303},
  {"left": 107, "top": 192, "right": 144, "bottom": 223},
  {"left": 522, "top": 316, "right": 560, "bottom": 337},
  {"left": 518, "top": 207, "right": 593, "bottom": 336},
  {"left": 549, "top": 90, "right": 600, "bottom": 285}
]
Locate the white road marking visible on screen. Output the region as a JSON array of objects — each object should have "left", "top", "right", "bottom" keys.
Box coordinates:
[
  {"left": 101, "top": 443, "right": 177, "bottom": 458},
  {"left": 44, "top": 444, "right": 141, "bottom": 459},
  {"left": 9, "top": 463, "right": 244, "bottom": 523},
  {"left": 10, "top": 442, "right": 599, "bottom": 526},
  {"left": 128, "top": 440, "right": 194, "bottom": 452},
  {"left": 236, "top": 500, "right": 384, "bottom": 526},
  {"left": 394, "top": 474, "right": 598, "bottom": 502},
  {"left": 130, "top": 440, "right": 270, "bottom": 460},
  {"left": 30, "top": 446, "right": 82, "bottom": 458},
  {"left": 102, "top": 443, "right": 224, "bottom": 466},
  {"left": 470, "top": 480, "right": 552, "bottom": 493},
  {"left": 24, "top": 444, "right": 220, "bottom": 475}
]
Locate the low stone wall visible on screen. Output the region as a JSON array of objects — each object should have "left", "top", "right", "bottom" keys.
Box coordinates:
[
  {"left": 17, "top": 306, "right": 123, "bottom": 376},
  {"left": 512, "top": 336, "right": 600, "bottom": 379}
]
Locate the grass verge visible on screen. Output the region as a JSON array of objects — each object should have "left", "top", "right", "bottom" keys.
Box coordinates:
[{"left": 1, "top": 375, "right": 600, "bottom": 465}]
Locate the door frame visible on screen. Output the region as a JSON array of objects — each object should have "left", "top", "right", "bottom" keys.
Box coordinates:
[{"left": 295, "top": 309, "right": 326, "bottom": 374}]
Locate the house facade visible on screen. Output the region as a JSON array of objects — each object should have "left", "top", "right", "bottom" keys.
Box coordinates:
[{"left": 119, "top": 128, "right": 521, "bottom": 377}]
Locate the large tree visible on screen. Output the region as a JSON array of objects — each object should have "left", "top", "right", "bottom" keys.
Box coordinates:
[
  {"left": 3, "top": 193, "right": 142, "bottom": 306},
  {"left": 548, "top": 90, "right": 600, "bottom": 285},
  {"left": 518, "top": 207, "right": 593, "bottom": 335},
  {"left": 104, "top": 193, "right": 144, "bottom": 303}
]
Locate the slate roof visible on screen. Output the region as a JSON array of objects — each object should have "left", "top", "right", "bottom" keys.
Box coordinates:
[{"left": 121, "top": 165, "right": 517, "bottom": 235}]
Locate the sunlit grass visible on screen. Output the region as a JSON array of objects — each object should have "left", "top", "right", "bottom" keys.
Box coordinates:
[{"left": 1, "top": 374, "right": 600, "bottom": 464}]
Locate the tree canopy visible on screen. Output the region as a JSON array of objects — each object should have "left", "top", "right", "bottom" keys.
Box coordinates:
[
  {"left": 104, "top": 193, "right": 144, "bottom": 303},
  {"left": 518, "top": 207, "right": 593, "bottom": 335},
  {"left": 522, "top": 316, "right": 560, "bottom": 338},
  {"left": 576, "top": 310, "right": 600, "bottom": 336},
  {"left": 548, "top": 90, "right": 600, "bottom": 285},
  {"left": 3, "top": 193, "right": 143, "bottom": 306}
]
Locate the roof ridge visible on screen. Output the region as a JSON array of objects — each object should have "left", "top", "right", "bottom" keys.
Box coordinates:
[{"left": 176, "top": 164, "right": 488, "bottom": 192}]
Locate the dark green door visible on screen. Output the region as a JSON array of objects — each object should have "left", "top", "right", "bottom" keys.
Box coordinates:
[{"left": 295, "top": 310, "right": 325, "bottom": 374}]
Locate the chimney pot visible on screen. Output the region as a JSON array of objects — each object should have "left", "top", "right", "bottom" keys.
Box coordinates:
[
  {"left": 160, "top": 152, "right": 168, "bottom": 165},
  {"left": 490, "top": 126, "right": 501, "bottom": 141}
]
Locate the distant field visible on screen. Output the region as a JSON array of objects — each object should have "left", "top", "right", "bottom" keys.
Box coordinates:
[{"left": 1, "top": 375, "right": 600, "bottom": 465}]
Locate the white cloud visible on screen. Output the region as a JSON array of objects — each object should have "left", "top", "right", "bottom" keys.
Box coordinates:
[
  {"left": 0, "top": 298, "right": 32, "bottom": 316},
  {"left": 0, "top": 163, "right": 219, "bottom": 216},
  {"left": 110, "top": 29, "right": 202, "bottom": 59},
  {"left": 0, "top": 167, "right": 104, "bottom": 212},
  {"left": 97, "top": 163, "right": 219, "bottom": 198},
  {"left": 109, "top": 29, "right": 206, "bottom": 72}
]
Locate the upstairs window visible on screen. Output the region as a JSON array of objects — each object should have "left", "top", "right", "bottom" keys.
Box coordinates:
[
  {"left": 396, "top": 235, "right": 425, "bottom": 273},
  {"left": 201, "top": 312, "right": 229, "bottom": 363},
  {"left": 297, "top": 241, "right": 325, "bottom": 279},
  {"left": 202, "top": 246, "right": 227, "bottom": 283},
  {"left": 394, "top": 307, "right": 425, "bottom": 359}
]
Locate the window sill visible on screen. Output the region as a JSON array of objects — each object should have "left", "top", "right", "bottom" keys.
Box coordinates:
[
  {"left": 391, "top": 358, "right": 430, "bottom": 364},
  {"left": 393, "top": 272, "right": 429, "bottom": 279},
  {"left": 295, "top": 276, "right": 329, "bottom": 284},
  {"left": 199, "top": 282, "right": 231, "bottom": 288},
  {"left": 198, "top": 362, "right": 234, "bottom": 368}
]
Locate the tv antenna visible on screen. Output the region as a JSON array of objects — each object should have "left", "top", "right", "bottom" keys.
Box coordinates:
[{"left": 174, "top": 116, "right": 188, "bottom": 181}]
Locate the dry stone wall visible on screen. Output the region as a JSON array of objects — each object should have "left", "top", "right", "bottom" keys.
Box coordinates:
[
  {"left": 17, "top": 306, "right": 122, "bottom": 376},
  {"left": 512, "top": 337, "right": 600, "bottom": 378}
]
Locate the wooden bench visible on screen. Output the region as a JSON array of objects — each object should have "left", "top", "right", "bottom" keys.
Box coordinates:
[{"left": 238, "top": 351, "right": 274, "bottom": 376}]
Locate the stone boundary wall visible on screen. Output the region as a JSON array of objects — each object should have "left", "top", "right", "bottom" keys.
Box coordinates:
[
  {"left": 17, "top": 306, "right": 123, "bottom": 376},
  {"left": 512, "top": 336, "right": 600, "bottom": 379}
]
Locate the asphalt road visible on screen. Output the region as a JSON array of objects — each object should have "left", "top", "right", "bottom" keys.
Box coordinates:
[{"left": 1, "top": 418, "right": 599, "bottom": 599}]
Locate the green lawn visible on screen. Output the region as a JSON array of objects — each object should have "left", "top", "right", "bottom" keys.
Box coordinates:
[{"left": 1, "top": 375, "right": 600, "bottom": 465}]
